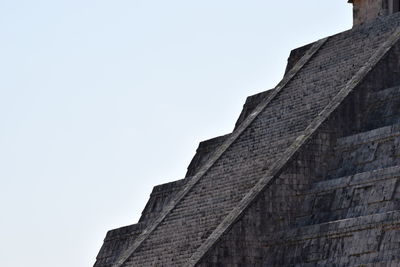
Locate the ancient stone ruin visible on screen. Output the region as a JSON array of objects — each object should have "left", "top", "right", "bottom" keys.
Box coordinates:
[{"left": 94, "top": 1, "right": 400, "bottom": 266}]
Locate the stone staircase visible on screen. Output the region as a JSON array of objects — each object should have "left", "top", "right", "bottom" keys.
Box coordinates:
[
  {"left": 94, "top": 14, "right": 400, "bottom": 267},
  {"left": 263, "top": 86, "right": 400, "bottom": 266}
]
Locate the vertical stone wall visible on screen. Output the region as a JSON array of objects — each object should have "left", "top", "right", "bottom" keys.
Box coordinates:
[{"left": 352, "top": 0, "right": 388, "bottom": 25}]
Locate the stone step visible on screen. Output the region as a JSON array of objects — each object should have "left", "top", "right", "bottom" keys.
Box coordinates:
[
  {"left": 295, "top": 251, "right": 400, "bottom": 267},
  {"left": 363, "top": 85, "right": 400, "bottom": 132},
  {"left": 359, "top": 260, "right": 400, "bottom": 267},
  {"left": 263, "top": 210, "right": 400, "bottom": 266},
  {"left": 139, "top": 179, "right": 187, "bottom": 224},
  {"left": 94, "top": 223, "right": 146, "bottom": 267},
  {"left": 328, "top": 123, "right": 400, "bottom": 179},
  {"left": 325, "top": 85, "right": 400, "bottom": 179},
  {"left": 294, "top": 166, "right": 400, "bottom": 227}
]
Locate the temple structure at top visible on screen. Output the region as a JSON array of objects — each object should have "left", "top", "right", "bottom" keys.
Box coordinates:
[{"left": 350, "top": 0, "right": 400, "bottom": 25}]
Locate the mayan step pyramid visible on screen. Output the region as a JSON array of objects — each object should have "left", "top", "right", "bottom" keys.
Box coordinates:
[{"left": 94, "top": 1, "right": 400, "bottom": 266}]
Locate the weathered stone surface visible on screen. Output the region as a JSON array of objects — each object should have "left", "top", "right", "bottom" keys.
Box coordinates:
[
  {"left": 351, "top": 0, "right": 388, "bottom": 26},
  {"left": 284, "top": 42, "right": 315, "bottom": 75},
  {"left": 185, "top": 135, "right": 230, "bottom": 178},
  {"left": 94, "top": 11, "right": 400, "bottom": 267},
  {"left": 139, "top": 179, "right": 188, "bottom": 224},
  {"left": 233, "top": 90, "right": 274, "bottom": 130},
  {"left": 94, "top": 223, "right": 146, "bottom": 267}
]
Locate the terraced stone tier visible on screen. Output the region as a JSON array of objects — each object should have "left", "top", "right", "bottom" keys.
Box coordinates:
[
  {"left": 262, "top": 211, "right": 400, "bottom": 266},
  {"left": 328, "top": 123, "right": 400, "bottom": 179},
  {"left": 362, "top": 260, "right": 400, "bottom": 267},
  {"left": 363, "top": 85, "right": 400, "bottom": 131},
  {"left": 295, "top": 166, "right": 400, "bottom": 227},
  {"left": 233, "top": 89, "right": 274, "bottom": 130},
  {"left": 185, "top": 135, "right": 230, "bottom": 178},
  {"left": 139, "top": 179, "right": 188, "bottom": 224},
  {"left": 95, "top": 179, "right": 188, "bottom": 267},
  {"left": 94, "top": 223, "right": 146, "bottom": 267}
]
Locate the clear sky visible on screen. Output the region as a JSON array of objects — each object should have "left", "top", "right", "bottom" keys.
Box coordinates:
[{"left": 0, "top": 1, "right": 352, "bottom": 266}]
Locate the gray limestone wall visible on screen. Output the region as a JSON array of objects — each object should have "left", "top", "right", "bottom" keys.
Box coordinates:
[
  {"left": 94, "top": 223, "right": 147, "bottom": 267},
  {"left": 139, "top": 179, "right": 188, "bottom": 224},
  {"left": 185, "top": 135, "right": 230, "bottom": 178},
  {"left": 94, "top": 179, "right": 188, "bottom": 267},
  {"left": 233, "top": 90, "right": 274, "bottom": 130},
  {"left": 284, "top": 42, "right": 315, "bottom": 75}
]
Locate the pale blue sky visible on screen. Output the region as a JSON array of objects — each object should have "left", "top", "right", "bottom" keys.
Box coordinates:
[{"left": 0, "top": 1, "right": 351, "bottom": 266}]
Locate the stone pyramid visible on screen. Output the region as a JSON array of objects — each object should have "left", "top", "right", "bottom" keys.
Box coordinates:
[{"left": 94, "top": 2, "right": 400, "bottom": 266}]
